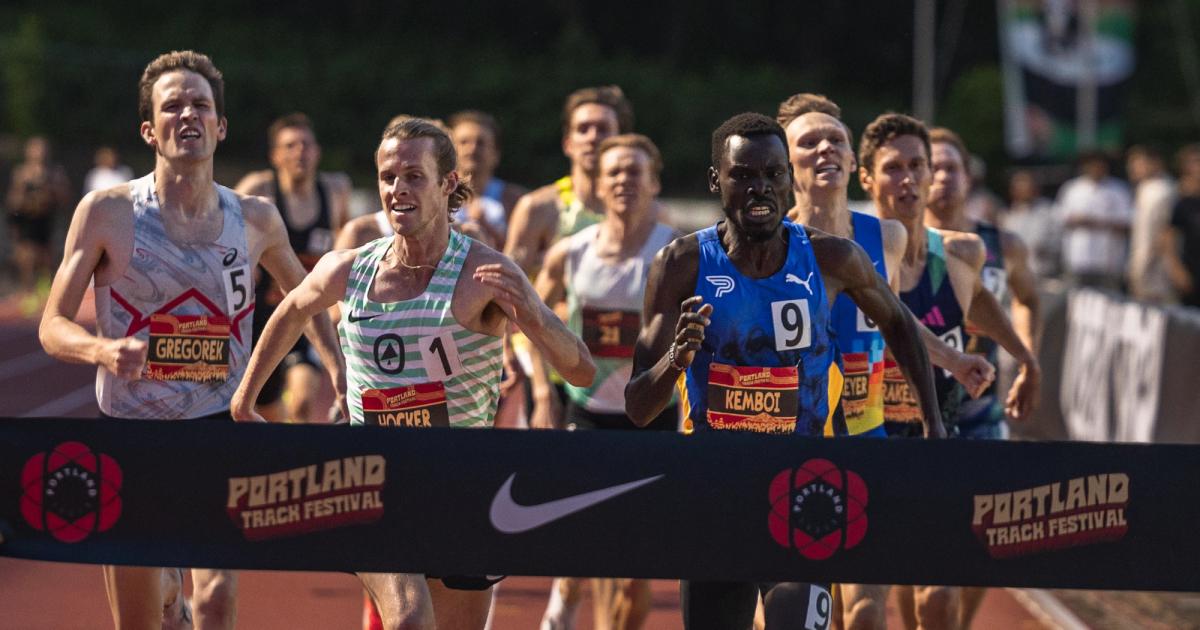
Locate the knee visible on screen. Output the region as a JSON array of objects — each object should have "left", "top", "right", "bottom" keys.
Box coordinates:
[
  {"left": 843, "top": 597, "right": 887, "bottom": 630},
  {"left": 192, "top": 572, "right": 237, "bottom": 623},
  {"left": 914, "top": 587, "right": 959, "bottom": 630}
]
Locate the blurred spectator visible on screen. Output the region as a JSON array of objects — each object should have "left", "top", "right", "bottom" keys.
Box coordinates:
[
  {"left": 965, "top": 154, "right": 1002, "bottom": 225},
  {"left": 1164, "top": 144, "right": 1200, "bottom": 307},
  {"left": 1055, "top": 151, "right": 1132, "bottom": 291},
  {"left": 1001, "top": 169, "right": 1061, "bottom": 279},
  {"left": 1126, "top": 145, "right": 1178, "bottom": 303},
  {"left": 447, "top": 110, "right": 528, "bottom": 250},
  {"left": 5, "top": 136, "right": 71, "bottom": 299},
  {"left": 83, "top": 146, "right": 133, "bottom": 195}
]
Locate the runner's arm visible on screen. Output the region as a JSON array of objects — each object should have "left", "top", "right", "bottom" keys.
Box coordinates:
[
  {"left": 1003, "top": 230, "right": 1041, "bottom": 353},
  {"left": 232, "top": 250, "right": 353, "bottom": 421},
  {"left": 39, "top": 190, "right": 147, "bottom": 379},
  {"left": 503, "top": 194, "right": 553, "bottom": 275},
  {"left": 826, "top": 237, "right": 947, "bottom": 438},
  {"left": 472, "top": 253, "right": 594, "bottom": 387},
  {"left": 918, "top": 322, "right": 995, "bottom": 399},
  {"left": 527, "top": 240, "right": 570, "bottom": 428},
  {"left": 625, "top": 239, "right": 706, "bottom": 428}
]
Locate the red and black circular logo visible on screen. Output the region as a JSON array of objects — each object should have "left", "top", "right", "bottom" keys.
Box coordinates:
[
  {"left": 20, "top": 442, "right": 122, "bottom": 543},
  {"left": 769, "top": 458, "right": 868, "bottom": 560}
]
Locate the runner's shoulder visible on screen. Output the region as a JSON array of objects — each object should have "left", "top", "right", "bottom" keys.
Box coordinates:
[
  {"left": 234, "top": 169, "right": 274, "bottom": 196},
  {"left": 809, "top": 226, "right": 874, "bottom": 286},
  {"left": 76, "top": 183, "right": 135, "bottom": 231},
  {"left": 236, "top": 193, "right": 285, "bottom": 233},
  {"left": 514, "top": 182, "right": 562, "bottom": 217},
  {"left": 938, "top": 228, "right": 986, "bottom": 271},
  {"left": 337, "top": 213, "right": 385, "bottom": 249},
  {"left": 318, "top": 171, "right": 353, "bottom": 195}
]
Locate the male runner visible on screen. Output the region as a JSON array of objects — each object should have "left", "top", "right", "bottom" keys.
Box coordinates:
[
  {"left": 231, "top": 117, "right": 595, "bottom": 630},
  {"left": 504, "top": 86, "right": 634, "bottom": 431},
  {"left": 625, "top": 113, "right": 945, "bottom": 630},
  {"left": 778, "top": 95, "right": 995, "bottom": 630},
  {"left": 857, "top": 113, "right": 1039, "bottom": 630},
  {"left": 448, "top": 110, "right": 528, "bottom": 248},
  {"left": 38, "top": 50, "right": 345, "bottom": 630},
  {"left": 926, "top": 127, "right": 1041, "bottom": 628},
  {"left": 236, "top": 113, "right": 352, "bottom": 423},
  {"left": 534, "top": 134, "right": 678, "bottom": 630},
  {"left": 778, "top": 93, "right": 994, "bottom": 439}
]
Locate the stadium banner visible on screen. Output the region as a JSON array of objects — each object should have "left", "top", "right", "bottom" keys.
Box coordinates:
[
  {"left": 2, "top": 417, "right": 1199, "bottom": 591},
  {"left": 998, "top": 0, "right": 1135, "bottom": 159},
  {"left": 1025, "top": 287, "right": 1200, "bottom": 444}
]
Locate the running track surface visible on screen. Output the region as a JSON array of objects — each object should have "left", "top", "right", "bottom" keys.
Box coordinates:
[{"left": 0, "top": 299, "right": 1046, "bottom": 628}]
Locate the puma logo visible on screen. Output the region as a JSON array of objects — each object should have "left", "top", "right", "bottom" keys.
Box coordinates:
[{"left": 786, "top": 271, "right": 814, "bottom": 294}]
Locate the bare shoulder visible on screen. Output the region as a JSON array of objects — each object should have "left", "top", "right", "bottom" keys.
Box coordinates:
[
  {"left": 337, "top": 213, "right": 383, "bottom": 249},
  {"left": 998, "top": 227, "right": 1030, "bottom": 260},
  {"left": 464, "top": 238, "right": 516, "bottom": 272},
  {"left": 879, "top": 217, "right": 908, "bottom": 248},
  {"left": 237, "top": 193, "right": 285, "bottom": 232},
  {"left": 235, "top": 169, "right": 274, "bottom": 196},
  {"left": 77, "top": 183, "right": 135, "bottom": 231},
  {"left": 810, "top": 226, "right": 873, "bottom": 285},
  {"left": 939, "top": 228, "right": 986, "bottom": 270},
  {"left": 515, "top": 183, "right": 562, "bottom": 217},
  {"left": 319, "top": 171, "right": 353, "bottom": 194}
]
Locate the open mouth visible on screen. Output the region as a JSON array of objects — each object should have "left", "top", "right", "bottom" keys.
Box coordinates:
[
  {"left": 390, "top": 203, "right": 416, "bottom": 214},
  {"left": 179, "top": 128, "right": 201, "bottom": 140},
  {"left": 815, "top": 163, "right": 841, "bottom": 175},
  {"left": 746, "top": 204, "right": 774, "bottom": 219}
]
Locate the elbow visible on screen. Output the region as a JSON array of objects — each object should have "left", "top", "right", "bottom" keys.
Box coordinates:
[{"left": 563, "top": 354, "right": 596, "bottom": 388}]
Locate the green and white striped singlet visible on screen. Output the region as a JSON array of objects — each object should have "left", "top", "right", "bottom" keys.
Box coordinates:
[{"left": 340, "top": 231, "right": 503, "bottom": 428}]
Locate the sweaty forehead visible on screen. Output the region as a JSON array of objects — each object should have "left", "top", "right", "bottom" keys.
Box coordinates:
[
  {"left": 725, "top": 134, "right": 787, "bottom": 167},
  {"left": 376, "top": 137, "right": 438, "bottom": 170},
  {"left": 153, "top": 70, "right": 213, "bottom": 100}
]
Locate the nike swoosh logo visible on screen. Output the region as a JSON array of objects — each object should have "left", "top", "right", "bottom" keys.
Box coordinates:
[
  {"left": 348, "top": 312, "right": 382, "bottom": 323},
  {"left": 489, "top": 473, "right": 664, "bottom": 534}
]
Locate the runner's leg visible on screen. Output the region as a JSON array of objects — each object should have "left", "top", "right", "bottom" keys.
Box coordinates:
[
  {"left": 191, "top": 569, "right": 237, "bottom": 630},
  {"left": 840, "top": 583, "right": 888, "bottom": 630},
  {"left": 428, "top": 579, "right": 493, "bottom": 629},
  {"left": 358, "top": 572, "right": 435, "bottom": 630},
  {"left": 591, "top": 577, "right": 650, "bottom": 630},
  {"left": 102, "top": 565, "right": 189, "bottom": 630}
]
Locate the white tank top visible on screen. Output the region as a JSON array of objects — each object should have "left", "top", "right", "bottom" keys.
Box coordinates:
[
  {"left": 563, "top": 222, "right": 675, "bottom": 413},
  {"left": 95, "top": 174, "right": 254, "bottom": 419}
]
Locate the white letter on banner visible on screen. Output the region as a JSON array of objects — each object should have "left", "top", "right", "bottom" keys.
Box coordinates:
[
  {"left": 1111, "top": 300, "right": 1164, "bottom": 443},
  {"left": 1061, "top": 290, "right": 1112, "bottom": 441}
]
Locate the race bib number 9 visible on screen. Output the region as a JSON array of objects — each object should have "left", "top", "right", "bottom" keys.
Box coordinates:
[
  {"left": 145, "top": 314, "right": 231, "bottom": 382},
  {"left": 805, "top": 584, "right": 833, "bottom": 630},
  {"left": 581, "top": 307, "right": 640, "bottom": 358},
  {"left": 706, "top": 363, "right": 799, "bottom": 434},
  {"left": 361, "top": 382, "right": 449, "bottom": 428},
  {"left": 771, "top": 299, "right": 812, "bottom": 351}
]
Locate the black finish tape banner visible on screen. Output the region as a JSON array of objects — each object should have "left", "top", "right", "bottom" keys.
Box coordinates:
[{"left": 1, "top": 417, "right": 1197, "bottom": 591}]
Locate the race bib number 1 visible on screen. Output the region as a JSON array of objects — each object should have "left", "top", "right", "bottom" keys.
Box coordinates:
[{"left": 418, "top": 331, "right": 463, "bottom": 381}]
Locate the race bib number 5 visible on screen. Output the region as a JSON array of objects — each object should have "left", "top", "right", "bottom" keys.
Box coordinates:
[{"left": 222, "top": 265, "right": 251, "bottom": 316}]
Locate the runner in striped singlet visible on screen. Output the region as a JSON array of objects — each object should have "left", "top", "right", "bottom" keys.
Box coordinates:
[
  {"left": 40, "top": 51, "right": 344, "bottom": 630},
  {"left": 232, "top": 117, "right": 594, "bottom": 630}
]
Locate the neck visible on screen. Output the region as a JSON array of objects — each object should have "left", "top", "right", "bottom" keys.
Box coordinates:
[
  {"left": 390, "top": 225, "right": 450, "bottom": 270},
  {"left": 570, "top": 164, "right": 598, "bottom": 209},
  {"left": 720, "top": 222, "right": 787, "bottom": 277},
  {"left": 789, "top": 189, "right": 851, "bottom": 237},
  {"left": 154, "top": 158, "right": 216, "bottom": 216},
  {"left": 902, "top": 215, "right": 929, "bottom": 265},
  {"left": 277, "top": 169, "right": 315, "bottom": 197},
  {"left": 924, "top": 203, "right": 972, "bottom": 231},
  {"left": 599, "top": 207, "right": 653, "bottom": 249}
]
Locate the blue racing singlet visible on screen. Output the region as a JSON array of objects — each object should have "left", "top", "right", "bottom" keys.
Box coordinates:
[
  {"left": 828, "top": 212, "right": 888, "bottom": 437},
  {"left": 679, "top": 221, "right": 840, "bottom": 436},
  {"left": 885, "top": 228, "right": 965, "bottom": 436},
  {"left": 957, "top": 222, "right": 1007, "bottom": 435}
]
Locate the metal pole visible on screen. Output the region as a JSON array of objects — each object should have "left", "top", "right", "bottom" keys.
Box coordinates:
[{"left": 914, "top": 0, "right": 936, "bottom": 122}]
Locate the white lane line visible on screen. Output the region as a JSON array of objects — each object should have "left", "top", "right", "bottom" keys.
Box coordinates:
[
  {"left": 0, "top": 350, "right": 55, "bottom": 382},
  {"left": 1006, "top": 588, "right": 1091, "bottom": 630},
  {"left": 21, "top": 384, "right": 96, "bottom": 418}
]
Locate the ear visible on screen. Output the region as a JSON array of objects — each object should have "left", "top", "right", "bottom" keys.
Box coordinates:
[
  {"left": 561, "top": 134, "right": 571, "bottom": 159},
  {"left": 858, "top": 164, "right": 872, "bottom": 192},
  {"left": 217, "top": 116, "right": 228, "bottom": 142},
  {"left": 650, "top": 174, "right": 662, "bottom": 198},
  {"left": 708, "top": 166, "right": 720, "bottom": 194},
  {"left": 140, "top": 120, "right": 156, "bottom": 148},
  {"left": 443, "top": 170, "right": 460, "bottom": 196}
]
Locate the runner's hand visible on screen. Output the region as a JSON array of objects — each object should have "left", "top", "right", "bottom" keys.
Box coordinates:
[
  {"left": 669, "top": 296, "right": 712, "bottom": 371},
  {"left": 98, "top": 337, "right": 147, "bottom": 380},
  {"left": 1005, "top": 360, "right": 1041, "bottom": 422},
  {"left": 499, "top": 344, "right": 523, "bottom": 396},
  {"left": 948, "top": 352, "right": 995, "bottom": 399},
  {"left": 231, "top": 406, "right": 267, "bottom": 423},
  {"left": 329, "top": 394, "right": 350, "bottom": 425},
  {"left": 474, "top": 263, "right": 542, "bottom": 328}
]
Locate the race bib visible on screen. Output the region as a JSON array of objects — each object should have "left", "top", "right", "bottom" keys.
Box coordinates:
[
  {"left": 581, "top": 307, "right": 639, "bottom": 358},
  {"left": 145, "top": 314, "right": 231, "bottom": 382},
  {"left": 361, "top": 382, "right": 449, "bottom": 428},
  {"left": 882, "top": 352, "right": 922, "bottom": 425},
  {"left": 839, "top": 352, "right": 872, "bottom": 422},
  {"left": 705, "top": 363, "right": 799, "bottom": 434}
]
